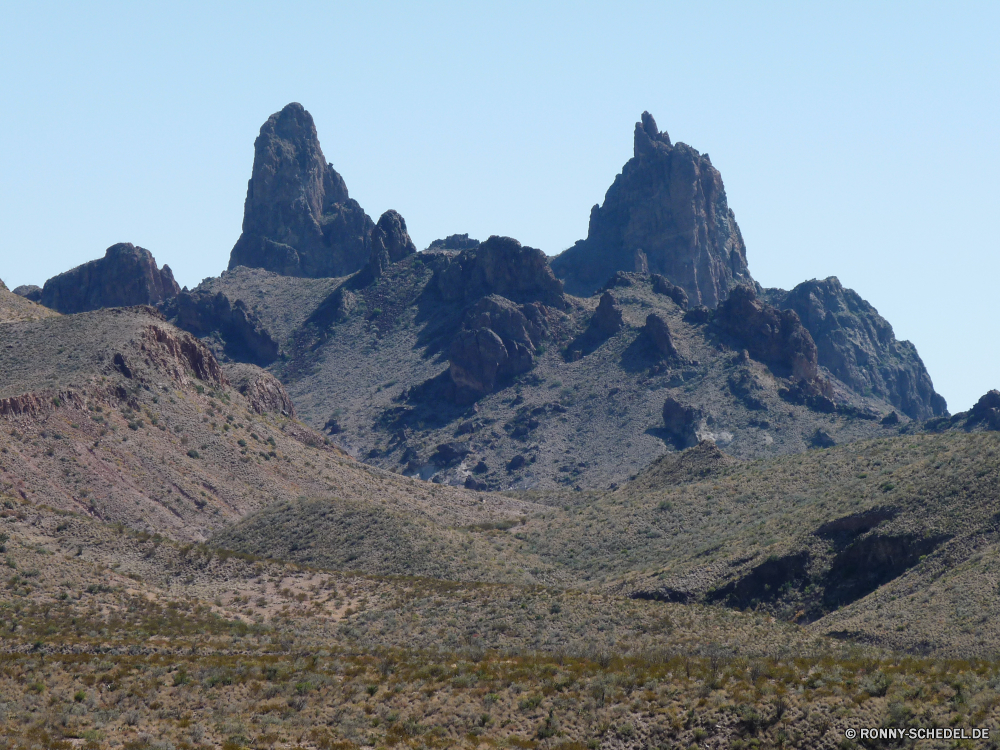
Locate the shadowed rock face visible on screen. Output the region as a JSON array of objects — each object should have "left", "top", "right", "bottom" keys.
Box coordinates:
[
  {"left": 163, "top": 290, "right": 279, "bottom": 366},
  {"left": 228, "top": 103, "right": 374, "bottom": 278},
  {"left": 768, "top": 277, "right": 947, "bottom": 420},
  {"left": 435, "top": 235, "right": 565, "bottom": 308},
  {"left": 552, "top": 112, "right": 751, "bottom": 306},
  {"left": 715, "top": 286, "right": 818, "bottom": 382},
  {"left": 39, "top": 243, "right": 179, "bottom": 314}
]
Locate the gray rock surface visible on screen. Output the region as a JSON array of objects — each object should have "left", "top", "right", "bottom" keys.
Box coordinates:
[
  {"left": 552, "top": 112, "right": 751, "bottom": 306},
  {"left": 228, "top": 103, "right": 374, "bottom": 278},
  {"left": 448, "top": 295, "right": 546, "bottom": 401},
  {"left": 435, "top": 235, "right": 565, "bottom": 308},
  {"left": 360, "top": 209, "right": 417, "bottom": 283},
  {"left": 12, "top": 285, "right": 41, "bottom": 302},
  {"left": 644, "top": 313, "right": 678, "bottom": 359},
  {"left": 39, "top": 243, "right": 179, "bottom": 314},
  {"left": 767, "top": 277, "right": 947, "bottom": 420},
  {"left": 163, "top": 290, "right": 279, "bottom": 366},
  {"left": 591, "top": 292, "right": 625, "bottom": 336}
]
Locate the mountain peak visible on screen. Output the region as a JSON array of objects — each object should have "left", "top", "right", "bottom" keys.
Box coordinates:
[
  {"left": 228, "top": 103, "right": 373, "bottom": 278},
  {"left": 552, "top": 112, "right": 751, "bottom": 305}
]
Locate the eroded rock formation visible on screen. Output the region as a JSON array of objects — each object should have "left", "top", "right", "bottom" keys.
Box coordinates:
[
  {"left": 552, "top": 112, "right": 751, "bottom": 305},
  {"left": 644, "top": 313, "right": 678, "bottom": 359},
  {"left": 662, "top": 397, "right": 704, "bottom": 449},
  {"left": 38, "top": 243, "right": 179, "bottom": 314},
  {"left": 436, "top": 235, "right": 565, "bottom": 308},
  {"left": 12, "top": 285, "right": 41, "bottom": 302},
  {"left": 715, "top": 286, "right": 818, "bottom": 381},
  {"left": 448, "top": 295, "right": 547, "bottom": 401},
  {"left": 226, "top": 363, "right": 295, "bottom": 416},
  {"left": 228, "top": 103, "right": 375, "bottom": 278},
  {"left": 590, "top": 292, "right": 625, "bottom": 336},
  {"left": 359, "top": 210, "right": 418, "bottom": 283},
  {"left": 163, "top": 291, "right": 279, "bottom": 366},
  {"left": 767, "top": 277, "right": 947, "bottom": 420}
]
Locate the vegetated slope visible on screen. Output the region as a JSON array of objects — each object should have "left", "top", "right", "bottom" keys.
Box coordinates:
[
  {"left": 506, "top": 432, "right": 1000, "bottom": 656},
  {"left": 179, "top": 262, "right": 903, "bottom": 494},
  {"left": 0, "top": 279, "right": 59, "bottom": 322},
  {"left": 7, "top": 497, "right": 953, "bottom": 750},
  {"left": 0, "top": 305, "right": 546, "bottom": 585}
]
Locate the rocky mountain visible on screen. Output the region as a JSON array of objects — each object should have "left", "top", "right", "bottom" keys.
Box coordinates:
[
  {"left": 28, "top": 242, "right": 179, "bottom": 314},
  {"left": 766, "top": 277, "right": 947, "bottom": 420},
  {"left": 551, "top": 112, "right": 751, "bottom": 305},
  {"left": 228, "top": 102, "right": 415, "bottom": 280}
]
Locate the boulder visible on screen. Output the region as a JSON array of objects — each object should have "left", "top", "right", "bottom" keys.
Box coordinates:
[
  {"left": 715, "top": 285, "right": 818, "bottom": 381},
  {"left": 228, "top": 103, "right": 375, "bottom": 278},
  {"left": 551, "top": 111, "right": 752, "bottom": 306},
  {"left": 767, "top": 277, "right": 947, "bottom": 420},
  {"left": 643, "top": 313, "right": 678, "bottom": 359},
  {"left": 39, "top": 243, "right": 180, "bottom": 314},
  {"left": 448, "top": 295, "right": 546, "bottom": 400},
  {"left": 591, "top": 292, "right": 625, "bottom": 336},
  {"left": 372, "top": 209, "right": 416, "bottom": 264},
  {"left": 435, "top": 235, "right": 565, "bottom": 308}
]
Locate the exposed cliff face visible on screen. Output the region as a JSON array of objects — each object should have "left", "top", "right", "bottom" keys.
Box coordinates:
[
  {"left": 38, "top": 243, "right": 179, "bottom": 314},
  {"left": 435, "top": 235, "right": 566, "bottom": 308},
  {"left": 551, "top": 112, "right": 751, "bottom": 306},
  {"left": 228, "top": 103, "right": 375, "bottom": 278},
  {"left": 767, "top": 278, "right": 947, "bottom": 420}
]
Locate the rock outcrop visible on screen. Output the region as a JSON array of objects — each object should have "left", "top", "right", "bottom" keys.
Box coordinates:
[
  {"left": 435, "top": 235, "right": 565, "bottom": 308},
  {"left": 590, "top": 292, "right": 625, "bottom": 336},
  {"left": 715, "top": 285, "right": 818, "bottom": 381},
  {"left": 651, "top": 274, "right": 689, "bottom": 308},
  {"left": 228, "top": 103, "right": 375, "bottom": 278},
  {"left": 965, "top": 390, "right": 1000, "bottom": 430},
  {"left": 644, "top": 313, "right": 678, "bottom": 359},
  {"left": 359, "top": 210, "right": 417, "bottom": 283},
  {"left": 551, "top": 112, "right": 751, "bottom": 305},
  {"left": 448, "top": 295, "right": 547, "bottom": 401},
  {"left": 427, "top": 234, "right": 480, "bottom": 251},
  {"left": 226, "top": 363, "right": 295, "bottom": 416},
  {"left": 162, "top": 291, "right": 279, "bottom": 366},
  {"left": 662, "top": 397, "right": 704, "bottom": 449},
  {"left": 38, "top": 243, "right": 179, "bottom": 314},
  {"left": 766, "top": 277, "right": 947, "bottom": 420},
  {"left": 12, "top": 284, "right": 41, "bottom": 302}
]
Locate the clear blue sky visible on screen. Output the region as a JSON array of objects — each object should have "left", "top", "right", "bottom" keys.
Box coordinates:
[{"left": 1, "top": 2, "right": 997, "bottom": 411}]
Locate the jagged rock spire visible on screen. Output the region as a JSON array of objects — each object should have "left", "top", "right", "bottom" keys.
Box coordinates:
[{"left": 552, "top": 111, "right": 751, "bottom": 307}]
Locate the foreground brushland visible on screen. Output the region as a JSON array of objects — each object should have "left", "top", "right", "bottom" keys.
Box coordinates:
[{"left": 5, "top": 499, "right": 1000, "bottom": 750}]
